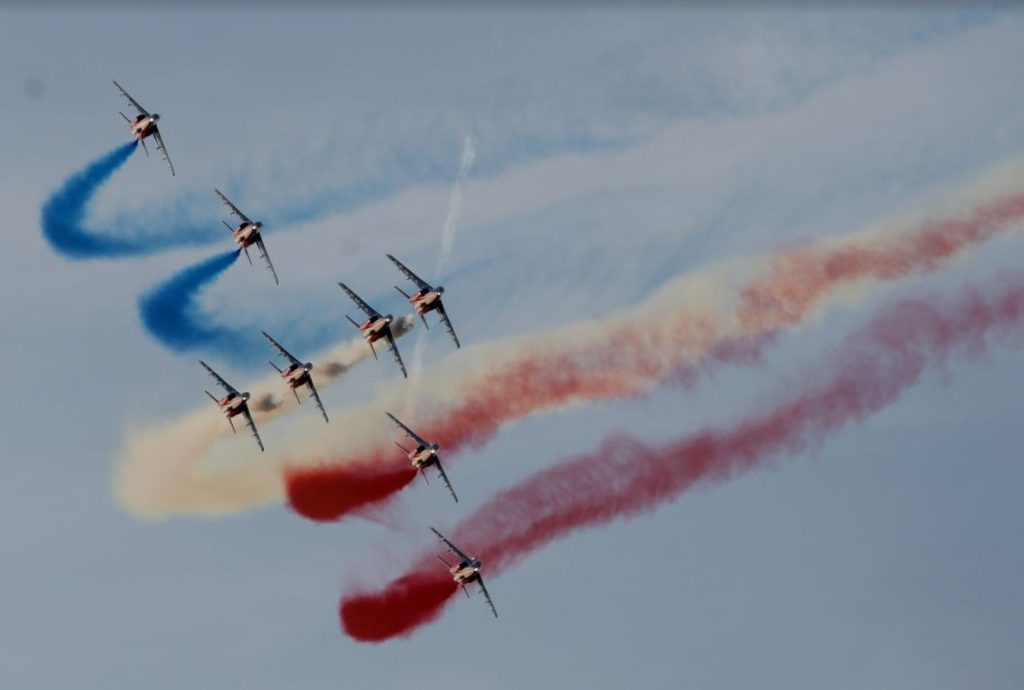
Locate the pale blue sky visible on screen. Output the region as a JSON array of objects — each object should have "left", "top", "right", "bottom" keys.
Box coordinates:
[{"left": 1, "top": 8, "right": 1023, "bottom": 689}]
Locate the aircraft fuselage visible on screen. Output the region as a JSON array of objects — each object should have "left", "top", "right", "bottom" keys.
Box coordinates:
[
  {"left": 130, "top": 114, "right": 159, "bottom": 141},
  {"left": 360, "top": 315, "right": 393, "bottom": 343},
  {"left": 281, "top": 363, "right": 313, "bottom": 389},
  {"left": 233, "top": 223, "right": 262, "bottom": 249},
  {"left": 408, "top": 443, "right": 441, "bottom": 468},
  {"left": 408, "top": 288, "right": 444, "bottom": 315},
  {"left": 451, "top": 560, "right": 482, "bottom": 584},
  {"left": 218, "top": 392, "right": 251, "bottom": 418}
]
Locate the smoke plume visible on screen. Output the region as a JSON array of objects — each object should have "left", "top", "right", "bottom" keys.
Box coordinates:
[{"left": 340, "top": 271, "right": 1024, "bottom": 641}]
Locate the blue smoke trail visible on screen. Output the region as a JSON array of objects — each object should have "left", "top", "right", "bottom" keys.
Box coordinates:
[
  {"left": 41, "top": 142, "right": 220, "bottom": 259},
  {"left": 138, "top": 249, "right": 248, "bottom": 356},
  {"left": 41, "top": 142, "right": 144, "bottom": 258}
]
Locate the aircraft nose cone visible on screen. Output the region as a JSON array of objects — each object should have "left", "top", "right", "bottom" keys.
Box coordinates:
[
  {"left": 305, "top": 362, "right": 314, "bottom": 371},
  {"left": 437, "top": 286, "right": 445, "bottom": 294},
  {"left": 243, "top": 392, "right": 251, "bottom": 401}
]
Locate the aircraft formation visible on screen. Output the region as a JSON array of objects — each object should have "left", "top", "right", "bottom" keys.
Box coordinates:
[{"left": 114, "top": 81, "right": 494, "bottom": 618}]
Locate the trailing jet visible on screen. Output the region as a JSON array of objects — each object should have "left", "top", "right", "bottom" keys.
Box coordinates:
[
  {"left": 338, "top": 282, "right": 407, "bottom": 378},
  {"left": 262, "top": 331, "right": 328, "bottom": 423},
  {"left": 200, "top": 360, "right": 264, "bottom": 452},
  {"left": 215, "top": 189, "right": 279, "bottom": 285},
  {"left": 430, "top": 527, "right": 497, "bottom": 618},
  {"left": 112, "top": 79, "right": 174, "bottom": 176},
  {"left": 387, "top": 254, "right": 461, "bottom": 349},
  {"left": 386, "top": 412, "right": 457, "bottom": 502}
]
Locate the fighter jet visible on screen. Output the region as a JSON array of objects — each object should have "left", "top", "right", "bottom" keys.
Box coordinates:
[
  {"left": 200, "top": 360, "right": 264, "bottom": 452},
  {"left": 262, "top": 331, "right": 328, "bottom": 423},
  {"left": 386, "top": 412, "right": 457, "bottom": 502},
  {"left": 112, "top": 79, "right": 174, "bottom": 176},
  {"left": 388, "top": 254, "right": 461, "bottom": 349},
  {"left": 430, "top": 527, "right": 497, "bottom": 618},
  {"left": 215, "top": 189, "right": 278, "bottom": 285},
  {"left": 338, "top": 282, "right": 407, "bottom": 378}
]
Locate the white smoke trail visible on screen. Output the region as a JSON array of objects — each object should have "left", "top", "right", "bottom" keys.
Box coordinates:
[
  {"left": 404, "top": 135, "right": 477, "bottom": 417},
  {"left": 437, "top": 135, "right": 476, "bottom": 277},
  {"left": 114, "top": 162, "right": 1024, "bottom": 520},
  {"left": 115, "top": 316, "right": 414, "bottom": 518}
]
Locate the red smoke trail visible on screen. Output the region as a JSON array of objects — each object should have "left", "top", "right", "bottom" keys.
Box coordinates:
[
  {"left": 340, "top": 272, "right": 1024, "bottom": 642},
  {"left": 289, "top": 192, "right": 1024, "bottom": 522},
  {"left": 738, "top": 193, "right": 1024, "bottom": 333}
]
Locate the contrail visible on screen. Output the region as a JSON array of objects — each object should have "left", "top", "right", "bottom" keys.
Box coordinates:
[
  {"left": 115, "top": 316, "right": 415, "bottom": 519},
  {"left": 286, "top": 187, "right": 1024, "bottom": 522},
  {"left": 339, "top": 271, "right": 1024, "bottom": 642},
  {"left": 137, "top": 249, "right": 242, "bottom": 356},
  {"left": 404, "top": 135, "right": 477, "bottom": 414},
  {"left": 114, "top": 174, "right": 1024, "bottom": 521},
  {"left": 40, "top": 142, "right": 140, "bottom": 258},
  {"left": 437, "top": 135, "right": 476, "bottom": 275}
]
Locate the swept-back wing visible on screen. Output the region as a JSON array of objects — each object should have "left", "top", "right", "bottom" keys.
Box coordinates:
[
  {"left": 306, "top": 379, "right": 329, "bottom": 423},
  {"left": 254, "top": 238, "right": 279, "bottom": 285},
  {"left": 385, "top": 412, "right": 428, "bottom": 447},
  {"left": 477, "top": 576, "right": 498, "bottom": 618},
  {"left": 434, "top": 301, "right": 461, "bottom": 349},
  {"left": 112, "top": 79, "right": 148, "bottom": 115},
  {"left": 435, "top": 460, "right": 459, "bottom": 503},
  {"left": 214, "top": 189, "right": 252, "bottom": 223},
  {"left": 152, "top": 129, "right": 175, "bottom": 177},
  {"left": 383, "top": 329, "right": 408, "bottom": 378},
  {"left": 337, "top": 283, "right": 381, "bottom": 319},
  {"left": 430, "top": 527, "right": 472, "bottom": 562},
  {"left": 199, "top": 360, "right": 239, "bottom": 396},
  {"left": 261, "top": 331, "right": 301, "bottom": 367},
  {"left": 240, "top": 406, "right": 265, "bottom": 452},
  {"left": 387, "top": 254, "right": 432, "bottom": 291}
]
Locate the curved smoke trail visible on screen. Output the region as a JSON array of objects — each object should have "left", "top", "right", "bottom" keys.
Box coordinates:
[
  {"left": 286, "top": 186, "right": 1024, "bottom": 523},
  {"left": 138, "top": 249, "right": 242, "bottom": 355},
  {"left": 114, "top": 173, "right": 1024, "bottom": 521},
  {"left": 340, "top": 271, "right": 1024, "bottom": 642},
  {"left": 40, "top": 142, "right": 141, "bottom": 258}
]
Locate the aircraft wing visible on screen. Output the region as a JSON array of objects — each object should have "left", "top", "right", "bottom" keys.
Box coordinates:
[
  {"left": 337, "top": 283, "right": 381, "bottom": 319},
  {"left": 305, "top": 379, "right": 329, "bottom": 423},
  {"left": 214, "top": 188, "right": 252, "bottom": 224},
  {"left": 435, "top": 300, "right": 461, "bottom": 349},
  {"left": 199, "top": 360, "right": 239, "bottom": 396},
  {"left": 261, "top": 331, "right": 301, "bottom": 367},
  {"left": 477, "top": 575, "right": 498, "bottom": 618},
  {"left": 435, "top": 459, "right": 459, "bottom": 503},
  {"left": 112, "top": 79, "right": 148, "bottom": 115},
  {"left": 383, "top": 328, "right": 408, "bottom": 379},
  {"left": 255, "top": 237, "right": 279, "bottom": 285},
  {"left": 385, "top": 412, "right": 428, "bottom": 447},
  {"left": 152, "top": 128, "right": 175, "bottom": 177},
  {"left": 240, "top": 405, "right": 265, "bottom": 452},
  {"left": 430, "top": 527, "right": 472, "bottom": 563},
  {"left": 387, "top": 254, "right": 432, "bottom": 291}
]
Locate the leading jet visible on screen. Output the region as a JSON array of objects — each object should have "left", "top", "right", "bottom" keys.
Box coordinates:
[{"left": 112, "top": 79, "right": 175, "bottom": 176}]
